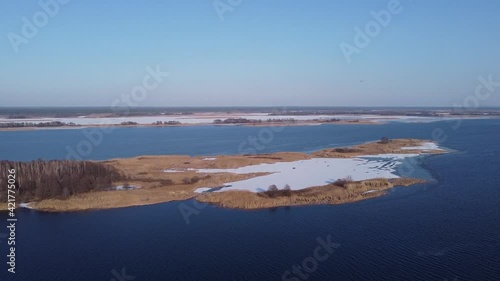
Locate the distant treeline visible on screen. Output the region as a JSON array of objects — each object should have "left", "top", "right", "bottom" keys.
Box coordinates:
[
  {"left": 0, "top": 160, "right": 124, "bottom": 202},
  {"left": 120, "top": 121, "right": 139, "bottom": 125},
  {"left": 270, "top": 110, "right": 500, "bottom": 117},
  {"left": 152, "top": 121, "right": 181, "bottom": 125},
  {"left": 0, "top": 121, "right": 78, "bottom": 128},
  {"left": 213, "top": 118, "right": 297, "bottom": 124},
  {"left": 2, "top": 107, "right": 500, "bottom": 119}
]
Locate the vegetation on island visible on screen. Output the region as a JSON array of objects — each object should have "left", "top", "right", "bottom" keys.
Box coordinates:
[
  {"left": 120, "top": 121, "right": 139, "bottom": 125},
  {"left": 379, "top": 137, "right": 391, "bottom": 144},
  {"left": 0, "top": 160, "right": 124, "bottom": 202},
  {"left": 213, "top": 118, "right": 297, "bottom": 124},
  {"left": 152, "top": 120, "right": 182, "bottom": 125},
  {"left": 197, "top": 177, "right": 426, "bottom": 210},
  {"left": 0, "top": 121, "right": 78, "bottom": 128},
  {"left": 0, "top": 138, "right": 444, "bottom": 212}
]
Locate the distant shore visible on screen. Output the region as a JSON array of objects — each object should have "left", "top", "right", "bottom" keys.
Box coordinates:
[
  {"left": 0, "top": 112, "right": 388, "bottom": 132},
  {"left": 1, "top": 139, "right": 446, "bottom": 212},
  {"left": 1, "top": 110, "right": 498, "bottom": 132},
  {"left": 0, "top": 119, "right": 379, "bottom": 132}
]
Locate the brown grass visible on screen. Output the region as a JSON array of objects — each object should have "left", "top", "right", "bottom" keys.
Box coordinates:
[
  {"left": 2, "top": 139, "right": 442, "bottom": 212},
  {"left": 195, "top": 178, "right": 427, "bottom": 209}
]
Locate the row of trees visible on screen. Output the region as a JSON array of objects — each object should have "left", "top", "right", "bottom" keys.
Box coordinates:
[
  {"left": 0, "top": 121, "right": 78, "bottom": 128},
  {"left": 266, "top": 118, "right": 297, "bottom": 123},
  {"left": 120, "top": 121, "right": 138, "bottom": 125},
  {"left": 213, "top": 118, "right": 297, "bottom": 124},
  {"left": 260, "top": 184, "right": 292, "bottom": 198},
  {"left": 214, "top": 118, "right": 260, "bottom": 124},
  {"left": 312, "top": 118, "right": 341, "bottom": 123},
  {"left": 0, "top": 160, "right": 124, "bottom": 202},
  {"left": 152, "top": 121, "right": 181, "bottom": 125}
]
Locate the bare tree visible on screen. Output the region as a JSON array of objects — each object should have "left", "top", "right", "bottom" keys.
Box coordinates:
[
  {"left": 379, "top": 137, "right": 390, "bottom": 144},
  {"left": 268, "top": 185, "right": 278, "bottom": 191},
  {"left": 0, "top": 160, "right": 123, "bottom": 202}
]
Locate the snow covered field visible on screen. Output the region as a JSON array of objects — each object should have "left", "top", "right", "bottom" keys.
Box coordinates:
[{"left": 190, "top": 153, "right": 421, "bottom": 193}]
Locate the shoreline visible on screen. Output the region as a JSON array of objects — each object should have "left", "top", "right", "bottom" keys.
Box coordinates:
[
  {"left": 0, "top": 119, "right": 380, "bottom": 132},
  {"left": 0, "top": 139, "right": 446, "bottom": 212},
  {"left": 1, "top": 111, "right": 498, "bottom": 132}
]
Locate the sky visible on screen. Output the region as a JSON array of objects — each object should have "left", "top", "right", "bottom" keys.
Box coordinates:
[{"left": 0, "top": 0, "right": 499, "bottom": 107}]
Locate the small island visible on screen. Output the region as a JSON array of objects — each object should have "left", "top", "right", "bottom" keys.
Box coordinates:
[{"left": 0, "top": 138, "right": 446, "bottom": 212}]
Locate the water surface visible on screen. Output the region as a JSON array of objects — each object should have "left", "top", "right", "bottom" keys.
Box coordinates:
[{"left": 0, "top": 120, "right": 499, "bottom": 280}]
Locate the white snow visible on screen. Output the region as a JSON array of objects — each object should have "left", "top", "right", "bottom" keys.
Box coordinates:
[
  {"left": 401, "top": 142, "right": 443, "bottom": 151},
  {"left": 163, "top": 169, "right": 184, "bottom": 173},
  {"left": 202, "top": 158, "right": 217, "bottom": 161},
  {"left": 195, "top": 188, "right": 213, "bottom": 193},
  {"left": 358, "top": 153, "right": 419, "bottom": 159},
  {"left": 193, "top": 154, "right": 420, "bottom": 193},
  {"left": 19, "top": 203, "right": 33, "bottom": 209},
  {"left": 113, "top": 185, "right": 141, "bottom": 191}
]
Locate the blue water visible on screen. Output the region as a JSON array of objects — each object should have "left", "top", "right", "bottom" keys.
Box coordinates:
[{"left": 1, "top": 119, "right": 499, "bottom": 281}]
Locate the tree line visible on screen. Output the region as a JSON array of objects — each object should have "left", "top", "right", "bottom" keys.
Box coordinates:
[
  {"left": 0, "top": 121, "right": 78, "bottom": 128},
  {"left": 0, "top": 160, "right": 124, "bottom": 202},
  {"left": 152, "top": 121, "right": 182, "bottom": 125},
  {"left": 213, "top": 118, "right": 297, "bottom": 124}
]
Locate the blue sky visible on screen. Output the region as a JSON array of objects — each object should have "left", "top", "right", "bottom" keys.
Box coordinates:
[{"left": 1, "top": 0, "right": 499, "bottom": 107}]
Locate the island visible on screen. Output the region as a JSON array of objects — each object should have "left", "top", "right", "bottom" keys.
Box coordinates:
[
  {"left": 0, "top": 138, "right": 446, "bottom": 212},
  {"left": 2, "top": 107, "right": 500, "bottom": 132}
]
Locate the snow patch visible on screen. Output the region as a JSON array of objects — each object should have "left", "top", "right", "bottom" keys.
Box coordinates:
[
  {"left": 19, "top": 203, "right": 33, "bottom": 209},
  {"left": 193, "top": 154, "right": 420, "bottom": 193},
  {"left": 401, "top": 142, "right": 442, "bottom": 151},
  {"left": 164, "top": 169, "right": 184, "bottom": 173},
  {"left": 113, "top": 185, "right": 141, "bottom": 191}
]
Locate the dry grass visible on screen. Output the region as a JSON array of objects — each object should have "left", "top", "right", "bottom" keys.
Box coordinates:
[
  {"left": 196, "top": 178, "right": 427, "bottom": 209},
  {"left": 3, "top": 139, "right": 441, "bottom": 212}
]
